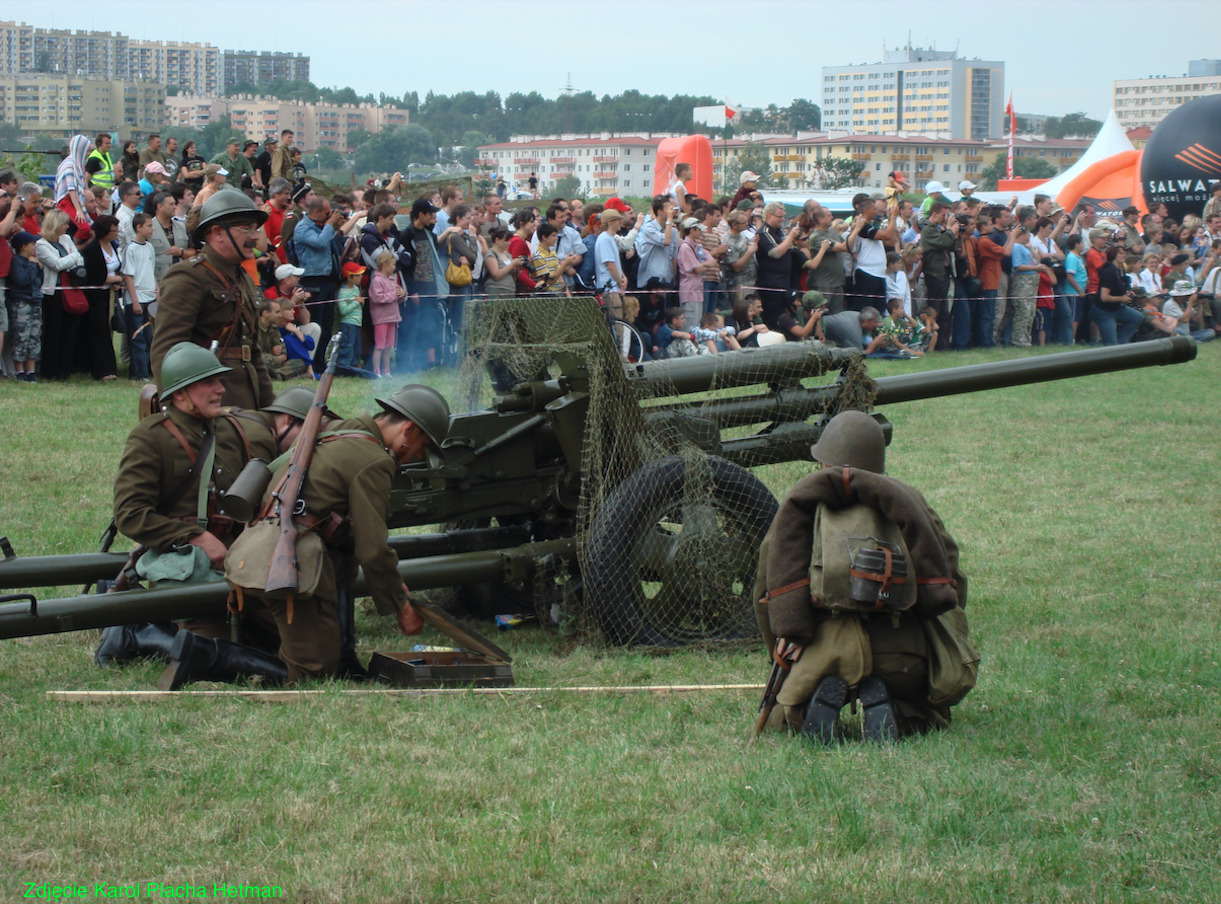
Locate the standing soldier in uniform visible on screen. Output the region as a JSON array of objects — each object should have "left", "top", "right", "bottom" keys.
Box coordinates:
[
  {"left": 754, "top": 411, "right": 978, "bottom": 743},
  {"left": 99, "top": 353, "right": 325, "bottom": 667},
  {"left": 150, "top": 192, "right": 275, "bottom": 410},
  {"left": 159, "top": 385, "right": 452, "bottom": 689}
]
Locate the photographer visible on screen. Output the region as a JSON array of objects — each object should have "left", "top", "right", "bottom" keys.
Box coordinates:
[{"left": 1094, "top": 245, "right": 1144, "bottom": 345}]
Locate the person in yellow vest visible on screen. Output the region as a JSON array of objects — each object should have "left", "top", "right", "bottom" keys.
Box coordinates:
[{"left": 84, "top": 132, "right": 117, "bottom": 213}]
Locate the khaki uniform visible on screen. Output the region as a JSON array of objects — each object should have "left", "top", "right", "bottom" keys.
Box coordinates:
[
  {"left": 242, "top": 414, "right": 408, "bottom": 682},
  {"left": 150, "top": 247, "right": 275, "bottom": 411},
  {"left": 270, "top": 146, "right": 294, "bottom": 184},
  {"left": 114, "top": 405, "right": 279, "bottom": 639}
]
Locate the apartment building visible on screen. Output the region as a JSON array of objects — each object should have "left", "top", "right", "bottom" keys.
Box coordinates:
[
  {"left": 0, "top": 74, "right": 164, "bottom": 138},
  {"left": 129, "top": 40, "right": 219, "bottom": 95},
  {"left": 1113, "top": 62, "right": 1221, "bottom": 129},
  {"left": 712, "top": 133, "right": 1088, "bottom": 192},
  {"left": 166, "top": 95, "right": 410, "bottom": 153},
  {"left": 221, "top": 51, "right": 310, "bottom": 90},
  {"left": 821, "top": 46, "right": 1005, "bottom": 140},
  {"left": 475, "top": 135, "right": 668, "bottom": 196}
]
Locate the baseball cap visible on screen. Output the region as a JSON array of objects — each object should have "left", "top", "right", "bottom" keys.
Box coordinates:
[
  {"left": 411, "top": 197, "right": 439, "bottom": 218},
  {"left": 740, "top": 171, "right": 761, "bottom": 185},
  {"left": 1090, "top": 226, "right": 1116, "bottom": 241},
  {"left": 275, "top": 263, "right": 305, "bottom": 281},
  {"left": 341, "top": 261, "right": 367, "bottom": 277},
  {"left": 925, "top": 181, "right": 946, "bottom": 194},
  {"left": 600, "top": 208, "right": 624, "bottom": 224},
  {"left": 958, "top": 180, "right": 977, "bottom": 191},
  {"left": 888, "top": 171, "right": 908, "bottom": 183},
  {"left": 10, "top": 230, "right": 37, "bottom": 251},
  {"left": 144, "top": 162, "right": 168, "bottom": 177},
  {"left": 227, "top": 135, "right": 243, "bottom": 146},
  {"left": 681, "top": 217, "right": 705, "bottom": 231},
  {"left": 605, "top": 197, "right": 630, "bottom": 214},
  {"left": 205, "top": 163, "right": 226, "bottom": 178}
]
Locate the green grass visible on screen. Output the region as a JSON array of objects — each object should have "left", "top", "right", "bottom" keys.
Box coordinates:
[{"left": 1, "top": 344, "right": 1219, "bottom": 902}]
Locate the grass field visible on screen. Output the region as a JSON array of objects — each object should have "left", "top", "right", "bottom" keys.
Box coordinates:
[{"left": 1, "top": 341, "right": 1219, "bottom": 903}]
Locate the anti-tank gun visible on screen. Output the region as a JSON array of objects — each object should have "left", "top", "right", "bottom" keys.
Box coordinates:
[{"left": 0, "top": 297, "right": 1199, "bottom": 649}]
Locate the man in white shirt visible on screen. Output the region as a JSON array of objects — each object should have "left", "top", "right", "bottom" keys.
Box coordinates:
[
  {"left": 595, "top": 208, "right": 627, "bottom": 319},
  {"left": 115, "top": 181, "right": 144, "bottom": 251}
]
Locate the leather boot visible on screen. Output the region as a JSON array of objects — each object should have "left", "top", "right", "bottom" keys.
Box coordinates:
[
  {"left": 859, "top": 676, "right": 900, "bottom": 743},
  {"left": 95, "top": 623, "right": 179, "bottom": 668},
  {"left": 333, "top": 586, "right": 369, "bottom": 681},
  {"left": 157, "top": 629, "right": 289, "bottom": 691},
  {"left": 800, "top": 675, "right": 848, "bottom": 746}
]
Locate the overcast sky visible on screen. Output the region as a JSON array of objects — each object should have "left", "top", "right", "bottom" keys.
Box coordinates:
[{"left": 31, "top": 0, "right": 1220, "bottom": 121}]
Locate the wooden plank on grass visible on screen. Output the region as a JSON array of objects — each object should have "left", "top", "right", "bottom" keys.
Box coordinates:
[{"left": 48, "top": 684, "right": 766, "bottom": 703}]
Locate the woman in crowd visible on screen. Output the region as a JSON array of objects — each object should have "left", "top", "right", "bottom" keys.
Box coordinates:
[
  {"left": 1094, "top": 245, "right": 1144, "bottom": 346},
  {"left": 437, "top": 203, "right": 480, "bottom": 356},
  {"left": 677, "top": 217, "right": 711, "bottom": 325},
  {"left": 118, "top": 140, "right": 141, "bottom": 185},
  {"left": 179, "top": 140, "right": 207, "bottom": 190},
  {"left": 509, "top": 209, "right": 538, "bottom": 294},
  {"left": 34, "top": 209, "right": 86, "bottom": 380},
  {"left": 730, "top": 293, "right": 771, "bottom": 348},
  {"left": 54, "top": 134, "right": 94, "bottom": 241},
  {"left": 483, "top": 226, "right": 523, "bottom": 296},
  {"left": 77, "top": 213, "right": 121, "bottom": 381}
]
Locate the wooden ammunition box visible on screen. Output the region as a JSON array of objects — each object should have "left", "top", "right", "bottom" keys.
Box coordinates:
[{"left": 368, "top": 650, "right": 515, "bottom": 688}]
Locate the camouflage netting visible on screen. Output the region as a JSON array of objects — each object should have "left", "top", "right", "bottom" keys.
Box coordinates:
[{"left": 449, "top": 295, "right": 875, "bottom": 648}]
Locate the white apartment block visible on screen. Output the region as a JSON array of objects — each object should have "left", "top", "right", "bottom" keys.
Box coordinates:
[
  {"left": 475, "top": 135, "right": 668, "bottom": 196},
  {"left": 1113, "top": 65, "right": 1221, "bottom": 129},
  {"left": 821, "top": 47, "right": 1004, "bottom": 141}
]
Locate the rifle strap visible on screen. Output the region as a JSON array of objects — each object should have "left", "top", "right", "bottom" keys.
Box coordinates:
[{"left": 195, "top": 427, "right": 217, "bottom": 526}]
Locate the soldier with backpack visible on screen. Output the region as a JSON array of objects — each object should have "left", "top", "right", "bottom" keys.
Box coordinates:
[{"left": 754, "top": 410, "right": 979, "bottom": 743}]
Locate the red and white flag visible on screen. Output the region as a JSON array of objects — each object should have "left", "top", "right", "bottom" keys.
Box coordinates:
[
  {"left": 725, "top": 105, "right": 737, "bottom": 120},
  {"left": 1005, "top": 93, "right": 1016, "bottom": 180}
]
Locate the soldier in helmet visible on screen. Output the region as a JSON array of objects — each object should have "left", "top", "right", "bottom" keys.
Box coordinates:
[
  {"left": 99, "top": 371, "right": 329, "bottom": 667},
  {"left": 150, "top": 191, "right": 275, "bottom": 411},
  {"left": 159, "top": 384, "right": 452, "bottom": 689},
  {"left": 754, "top": 410, "right": 977, "bottom": 743}
]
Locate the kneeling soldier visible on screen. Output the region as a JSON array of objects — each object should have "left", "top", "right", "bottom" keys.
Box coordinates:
[
  {"left": 754, "top": 411, "right": 979, "bottom": 742},
  {"left": 159, "top": 384, "right": 451, "bottom": 688}
]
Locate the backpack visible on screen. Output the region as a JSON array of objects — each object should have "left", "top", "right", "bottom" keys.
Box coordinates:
[
  {"left": 574, "top": 233, "right": 597, "bottom": 289},
  {"left": 809, "top": 502, "right": 917, "bottom": 615}
]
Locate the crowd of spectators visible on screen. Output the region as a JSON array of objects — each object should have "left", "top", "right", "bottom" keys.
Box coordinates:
[{"left": 3, "top": 138, "right": 1219, "bottom": 382}]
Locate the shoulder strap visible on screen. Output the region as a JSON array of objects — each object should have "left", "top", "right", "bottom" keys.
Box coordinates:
[
  {"left": 161, "top": 418, "right": 196, "bottom": 464},
  {"left": 221, "top": 413, "right": 253, "bottom": 462},
  {"left": 157, "top": 421, "right": 217, "bottom": 518}
]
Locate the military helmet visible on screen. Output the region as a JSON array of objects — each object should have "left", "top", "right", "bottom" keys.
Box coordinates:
[
  {"left": 809, "top": 411, "right": 886, "bottom": 474},
  {"left": 375, "top": 384, "right": 451, "bottom": 445},
  {"left": 160, "top": 342, "right": 231, "bottom": 397},
  {"left": 263, "top": 386, "right": 339, "bottom": 422},
  {"left": 190, "top": 189, "right": 269, "bottom": 243}
]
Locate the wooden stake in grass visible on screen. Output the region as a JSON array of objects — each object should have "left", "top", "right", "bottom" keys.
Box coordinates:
[{"left": 48, "top": 684, "right": 766, "bottom": 703}]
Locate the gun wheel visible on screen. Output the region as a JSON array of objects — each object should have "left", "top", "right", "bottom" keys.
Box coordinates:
[{"left": 584, "top": 455, "right": 777, "bottom": 647}]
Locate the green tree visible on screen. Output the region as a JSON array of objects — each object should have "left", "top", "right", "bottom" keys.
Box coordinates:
[
  {"left": 978, "top": 154, "right": 1058, "bottom": 191},
  {"left": 308, "top": 147, "right": 343, "bottom": 172},
  {"left": 819, "top": 157, "right": 866, "bottom": 190},
  {"left": 194, "top": 115, "right": 235, "bottom": 160},
  {"left": 353, "top": 124, "right": 436, "bottom": 176},
  {"left": 454, "top": 130, "right": 491, "bottom": 168},
  {"left": 1046, "top": 112, "right": 1102, "bottom": 139},
  {"left": 347, "top": 128, "right": 374, "bottom": 150},
  {"left": 554, "top": 174, "right": 581, "bottom": 197},
  {"left": 722, "top": 141, "right": 776, "bottom": 194},
  {"left": 786, "top": 98, "right": 821, "bottom": 131}
]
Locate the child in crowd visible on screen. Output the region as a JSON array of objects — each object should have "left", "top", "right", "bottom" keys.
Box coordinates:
[
  {"left": 368, "top": 250, "right": 404, "bottom": 378},
  {"left": 885, "top": 251, "right": 912, "bottom": 317},
  {"left": 656, "top": 306, "right": 701, "bottom": 358},
  {"left": 918, "top": 304, "right": 940, "bottom": 353},
  {"left": 528, "top": 222, "right": 565, "bottom": 294},
  {"left": 1034, "top": 256, "right": 1057, "bottom": 346},
  {"left": 692, "top": 311, "right": 741, "bottom": 354},
  {"left": 6, "top": 231, "right": 43, "bottom": 382},
  {"left": 121, "top": 213, "right": 156, "bottom": 381},
  {"left": 877, "top": 297, "right": 924, "bottom": 356},
  {"left": 335, "top": 261, "right": 375, "bottom": 378}
]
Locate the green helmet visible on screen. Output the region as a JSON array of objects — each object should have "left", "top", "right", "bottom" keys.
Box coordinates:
[
  {"left": 263, "top": 386, "right": 340, "bottom": 422},
  {"left": 809, "top": 411, "right": 886, "bottom": 474},
  {"left": 375, "top": 384, "right": 451, "bottom": 446},
  {"left": 160, "top": 342, "right": 231, "bottom": 397},
  {"left": 190, "top": 189, "right": 269, "bottom": 243}
]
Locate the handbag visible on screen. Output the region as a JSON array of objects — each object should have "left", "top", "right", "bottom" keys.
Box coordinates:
[
  {"left": 60, "top": 272, "right": 88, "bottom": 315},
  {"left": 445, "top": 237, "right": 472, "bottom": 287}
]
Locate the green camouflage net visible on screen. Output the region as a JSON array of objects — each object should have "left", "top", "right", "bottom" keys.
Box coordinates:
[{"left": 450, "top": 295, "right": 875, "bottom": 648}]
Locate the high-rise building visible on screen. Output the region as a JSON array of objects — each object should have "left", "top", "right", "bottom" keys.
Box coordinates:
[
  {"left": 1114, "top": 67, "right": 1221, "bottom": 129},
  {"left": 0, "top": 74, "right": 164, "bottom": 138},
  {"left": 820, "top": 46, "right": 1005, "bottom": 140},
  {"left": 221, "top": 51, "right": 310, "bottom": 90},
  {"left": 128, "top": 40, "right": 219, "bottom": 95}
]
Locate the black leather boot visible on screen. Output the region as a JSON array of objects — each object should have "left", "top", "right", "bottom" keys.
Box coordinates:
[
  {"left": 157, "top": 629, "right": 289, "bottom": 691},
  {"left": 801, "top": 675, "right": 848, "bottom": 745},
  {"left": 333, "top": 587, "right": 369, "bottom": 681},
  {"left": 95, "top": 623, "right": 179, "bottom": 668},
  {"left": 859, "top": 676, "right": 900, "bottom": 743}
]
